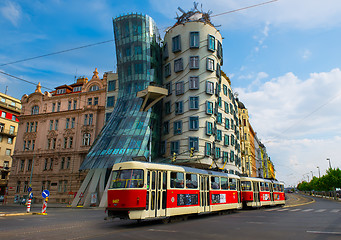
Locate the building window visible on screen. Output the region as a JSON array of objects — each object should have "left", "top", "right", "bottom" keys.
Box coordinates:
[
  {"left": 27, "top": 159, "right": 32, "bottom": 171},
  {"left": 217, "top": 112, "right": 222, "bottom": 124},
  {"left": 57, "top": 102, "right": 61, "bottom": 112},
  {"left": 108, "top": 80, "right": 116, "bottom": 92},
  {"left": 225, "top": 118, "right": 230, "bottom": 129},
  {"left": 189, "top": 137, "right": 199, "bottom": 151},
  {"left": 63, "top": 137, "right": 67, "bottom": 148},
  {"left": 189, "top": 116, "right": 199, "bottom": 130},
  {"left": 163, "top": 121, "right": 169, "bottom": 135},
  {"left": 83, "top": 133, "right": 91, "bottom": 146},
  {"left": 165, "top": 101, "right": 171, "bottom": 115},
  {"left": 189, "top": 96, "right": 199, "bottom": 110},
  {"left": 61, "top": 157, "right": 65, "bottom": 170},
  {"left": 175, "top": 101, "right": 183, "bottom": 115},
  {"left": 73, "top": 100, "right": 77, "bottom": 110},
  {"left": 68, "top": 137, "right": 73, "bottom": 148},
  {"left": 166, "top": 83, "right": 172, "bottom": 95},
  {"left": 216, "top": 64, "right": 221, "bottom": 78},
  {"left": 231, "top": 135, "right": 235, "bottom": 146},
  {"left": 223, "top": 85, "right": 228, "bottom": 96},
  {"left": 173, "top": 121, "right": 182, "bottom": 135},
  {"left": 54, "top": 119, "right": 59, "bottom": 130},
  {"left": 230, "top": 150, "right": 235, "bottom": 162},
  {"left": 84, "top": 114, "right": 88, "bottom": 125},
  {"left": 190, "top": 32, "right": 199, "bottom": 48},
  {"left": 208, "top": 35, "right": 215, "bottom": 51},
  {"left": 52, "top": 103, "right": 56, "bottom": 112},
  {"left": 174, "top": 58, "right": 183, "bottom": 73},
  {"left": 206, "top": 101, "right": 213, "bottom": 115},
  {"left": 189, "top": 56, "right": 199, "bottom": 69},
  {"left": 216, "top": 147, "right": 221, "bottom": 158},
  {"left": 49, "top": 158, "right": 53, "bottom": 170},
  {"left": 71, "top": 117, "right": 75, "bottom": 128},
  {"left": 57, "top": 89, "right": 66, "bottom": 94},
  {"left": 73, "top": 86, "right": 82, "bottom": 92},
  {"left": 207, "top": 58, "right": 214, "bottom": 71},
  {"left": 94, "top": 97, "right": 98, "bottom": 105},
  {"left": 16, "top": 181, "right": 21, "bottom": 193},
  {"left": 31, "top": 105, "right": 39, "bottom": 115},
  {"left": 66, "top": 157, "right": 70, "bottom": 169},
  {"left": 172, "top": 35, "right": 181, "bottom": 52},
  {"left": 68, "top": 100, "right": 72, "bottom": 110},
  {"left": 163, "top": 43, "right": 169, "bottom": 59},
  {"left": 206, "top": 121, "right": 213, "bottom": 135},
  {"left": 5, "top": 149, "right": 11, "bottom": 156},
  {"left": 20, "top": 160, "right": 25, "bottom": 171},
  {"left": 224, "top": 135, "right": 229, "bottom": 146},
  {"left": 7, "top": 137, "right": 13, "bottom": 144},
  {"left": 1, "top": 112, "right": 6, "bottom": 118},
  {"left": 217, "top": 40, "right": 223, "bottom": 59},
  {"left": 165, "top": 63, "right": 171, "bottom": 77},
  {"left": 216, "top": 129, "right": 222, "bottom": 141},
  {"left": 171, "top": 141, "right": 180, "bottom": 154},
  {"left": 206, "top": 81, "right": 214, "bottom": 94},
  {"left": 174, "top": 82, "right": 184, "bottom": 96},
  {"left": 66, "top": 118, "right": 70, "bottom": 129},
  {"left": 52, "top": 138, "right": 56, "bottom": 149},
  {"left": 89, "top": 85, "right": 99, "bottom": 92},
  {"left": 189, "top": 76, "right": 199, "bottom": 90},
  {"left": 9, "top": 125, "right": 15, "bottom": 134},
  {"left": 205, "top": 142, "right": 211, "bottom": 156},
  {"left": 34, "top": 122, "right": 38, "bottom": 132},
  {"left": 223, "top": 151, "right": 228, "bottom": 162},
  {"left": 107, "top": 96, "right": 115, "bottom": 107},
  {"left": 44, "top": 159, "right": 48, "bottom": 170},
  {"left": 88, "top": 98, "right": 93, "bottom": 105},
  {"left": 224, "top": 102, "right": 229, "bottom": 113}
]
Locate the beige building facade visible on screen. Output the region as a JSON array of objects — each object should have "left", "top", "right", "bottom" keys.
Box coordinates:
[
  {"left": 7, "top": 69, "right": 107, "bottom": 204},
  {"left": 0, "top": 93, "right": 21, "bottom": 198}
]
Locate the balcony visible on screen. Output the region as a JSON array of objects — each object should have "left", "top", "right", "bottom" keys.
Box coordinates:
[{"left": 0, "top": 101, "right": 21, "bottom": 113}]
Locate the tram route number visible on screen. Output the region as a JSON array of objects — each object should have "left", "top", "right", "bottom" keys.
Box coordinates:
[{"left": 177, "top": 194, "right": 198, "bottom": 206}]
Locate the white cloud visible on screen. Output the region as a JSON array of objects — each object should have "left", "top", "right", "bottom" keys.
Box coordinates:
[
  {"left": 235, "top": 68, "right": 341, "bottom": 186},
  {"left": 302, "top": 49, "right": 312, "bottom": 60},
  {"left": 0, "top": 1, "right": 21, "bottom": 26}
]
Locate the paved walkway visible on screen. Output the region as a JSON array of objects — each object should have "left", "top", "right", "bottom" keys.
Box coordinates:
[{"left": 284, "top": 193, "right": 315, "bottom": 208}]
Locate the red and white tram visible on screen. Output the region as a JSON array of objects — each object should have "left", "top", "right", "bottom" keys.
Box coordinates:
[
  {"left": 240, "top": 177, "right": 285, "bottom": 208},
  {"left": 107, "top": 161, "right": 242, "bottom": 220},
  {"left": 106, "top": 161, "right": 285, "bottom": 221}
]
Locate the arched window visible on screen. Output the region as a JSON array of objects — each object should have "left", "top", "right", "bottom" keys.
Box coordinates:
[
  {"left": 83, "top": 133, "right": 91, "bottom": 146},
  {"left": 31, "top": 105, "right": 39, "bottom": 115},
  {"left": 89, "top": 85, "right": 99, "bottom": 92}
]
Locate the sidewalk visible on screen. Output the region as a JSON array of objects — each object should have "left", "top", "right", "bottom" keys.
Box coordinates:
[{"left": 284, "top": 193, "right": 314, "bottom": 208}]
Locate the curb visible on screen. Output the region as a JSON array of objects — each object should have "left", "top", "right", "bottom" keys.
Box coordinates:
[{"left": 0, "top": 212, "right": 47, "bottom": 217}]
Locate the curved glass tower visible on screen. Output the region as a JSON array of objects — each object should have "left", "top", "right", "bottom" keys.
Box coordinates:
[{"left": 80, "top": 13, "right": 162, "bottom": 170}]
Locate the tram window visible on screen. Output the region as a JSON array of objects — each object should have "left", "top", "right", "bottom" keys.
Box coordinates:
[
  {"left": 241, "top": 181, "right": 252, "bottom": 191},
  {"left": 229, "top": 178, "right": 237, "bottom": 190},
  {"left": 152, "top": 172, "right": 156, "bottom": 189},
  {"left": 163, "top": 172, "right": 167, "bottom": 189},
  {"left": 110, "top": 169, "right": 144, "bottom": 188},
  {"left": 170, "top": 172, "right": 184, "bottom": 188},
  {"left": 186, "top": 173, "right": 198, "bottom": 189},
  {"left": 151, "top": 192, "right": 155, "bottom": 210},
  {"left": 260, "top": 182, "right": 265, "bottom": 191},
  {"left": 264, "top": 182, "right": 269, "bottom": 191},
  {"left": 221, "top": 177, "right": 228, "bottom": 189},
  {"left": 147, "top": 172, "right": 150, "bottom": 190},
  {"left": 146, "top": 192, "right": 149, "bottom": 210},
  {"left": 211, "top": 176, "right": 220, "bottom": 189}
]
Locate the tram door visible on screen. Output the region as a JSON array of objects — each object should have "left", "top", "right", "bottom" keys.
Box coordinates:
[
  {"left": 237, "top": 179, "right": 241, "bottom": 203},
  {"left": 199, "top": 175, "right": 209, "bottom": 213},
  {"left": 269, "top": 183, "right": 274, "bottom": 203},
  {"left": 253, "top": 181, "right": 260, "bottom": 207},
  {"left": 146, "top": 170, "right": 167, "bottom": 218}
]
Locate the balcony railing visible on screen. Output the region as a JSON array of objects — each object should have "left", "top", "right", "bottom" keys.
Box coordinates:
[{"left": 0, "top": 129, "right": 17, "bottom": 136}]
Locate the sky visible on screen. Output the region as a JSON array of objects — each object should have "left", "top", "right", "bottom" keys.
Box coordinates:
[{"left": 1, "top": 0, "right": 341, "bottom": 187}]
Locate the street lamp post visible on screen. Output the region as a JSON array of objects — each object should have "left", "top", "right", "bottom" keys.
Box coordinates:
[
  {"left": 317, "top": 166, "right": 320, "bottom": 178},
  {"left": 310, "top": 171, "right": 313, "bottom": 179},
  {"left": 326, "top": 158, "right": 332, "bottom": 169}
]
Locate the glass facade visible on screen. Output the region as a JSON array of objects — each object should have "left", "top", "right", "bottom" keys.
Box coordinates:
[{"left": 80, "top": 13, "right": 162, "bottom": 170}]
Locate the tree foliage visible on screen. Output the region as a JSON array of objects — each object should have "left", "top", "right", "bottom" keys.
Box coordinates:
[{"left": 297, "top": 168, "right": 341, "bottom": 191}]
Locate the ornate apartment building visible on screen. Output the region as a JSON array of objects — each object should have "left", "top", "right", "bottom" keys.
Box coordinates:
[
  {"left": 7, "top": 69, "right": 107, "bottom": 203},
  {"left": 0, "top": 93, "right": 21, "bottom": 198}
]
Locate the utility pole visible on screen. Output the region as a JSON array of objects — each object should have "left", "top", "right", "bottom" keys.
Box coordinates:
[
  {"left": 317, "top": 166, "right": 320, "bottom": 178},
  {"left": 310, "top": 171, "right": 313, "bottom": 179},
  {"left": 326, "top": 158, "right": 332, "bottom": 169}
]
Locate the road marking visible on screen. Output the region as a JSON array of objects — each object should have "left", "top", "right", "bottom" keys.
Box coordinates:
[
  {"left": 264, "top": 208, "right": 281, "bottom": 212},
  {"left": 315, "top": 209, "right": 326, "bottom": 212},
  {"left": 289, "top": 209, "right": 301, "bottom": 212},
  {"left": 302, "top": 209, "right": 313, "bottom": 212},
  {"left": 307, "top": 230, "right": 341, "bottom": 235},
  {"left": 331, "top": 209, "right": 340, "bottom": 213},
  {"left": 277, "top": 208, "right": 288, "bottom": 212},
  {"left": 148, "top": 229, "right": 178, "bottom": 233}
]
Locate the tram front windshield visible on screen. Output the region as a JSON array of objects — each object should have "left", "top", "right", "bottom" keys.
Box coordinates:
[
  {"left": 241, "top": 181, "right": 252, "bottom": 191},
  {"left": 110, "top": 169, "right": 144, "bottom": 189}
]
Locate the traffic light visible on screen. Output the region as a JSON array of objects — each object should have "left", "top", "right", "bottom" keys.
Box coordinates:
[
  {"left": 190, "top": 147, "right": 194, "bottom": 157},
  {"left": 172, "top": 152, "right": 177, "bottom": 162}
]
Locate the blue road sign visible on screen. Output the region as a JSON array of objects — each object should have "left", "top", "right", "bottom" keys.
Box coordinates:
[
  {"left": 42, "top": 189, "right": 50, "bottom": 198},
  {"left": 29, "top": 192, "right": 33, "bottom": 199},
  {"left": 28, "top": 187, "right": 32, "bottom": 192}
]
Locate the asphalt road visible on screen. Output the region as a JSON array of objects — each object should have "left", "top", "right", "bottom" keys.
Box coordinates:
[{"left": 0, "top": 194, "right": 340, "bottom": 240}]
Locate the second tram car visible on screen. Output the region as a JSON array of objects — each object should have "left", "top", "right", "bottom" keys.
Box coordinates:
[{"left": 106, "top": 161, "right": 285, "bottom": 221}]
